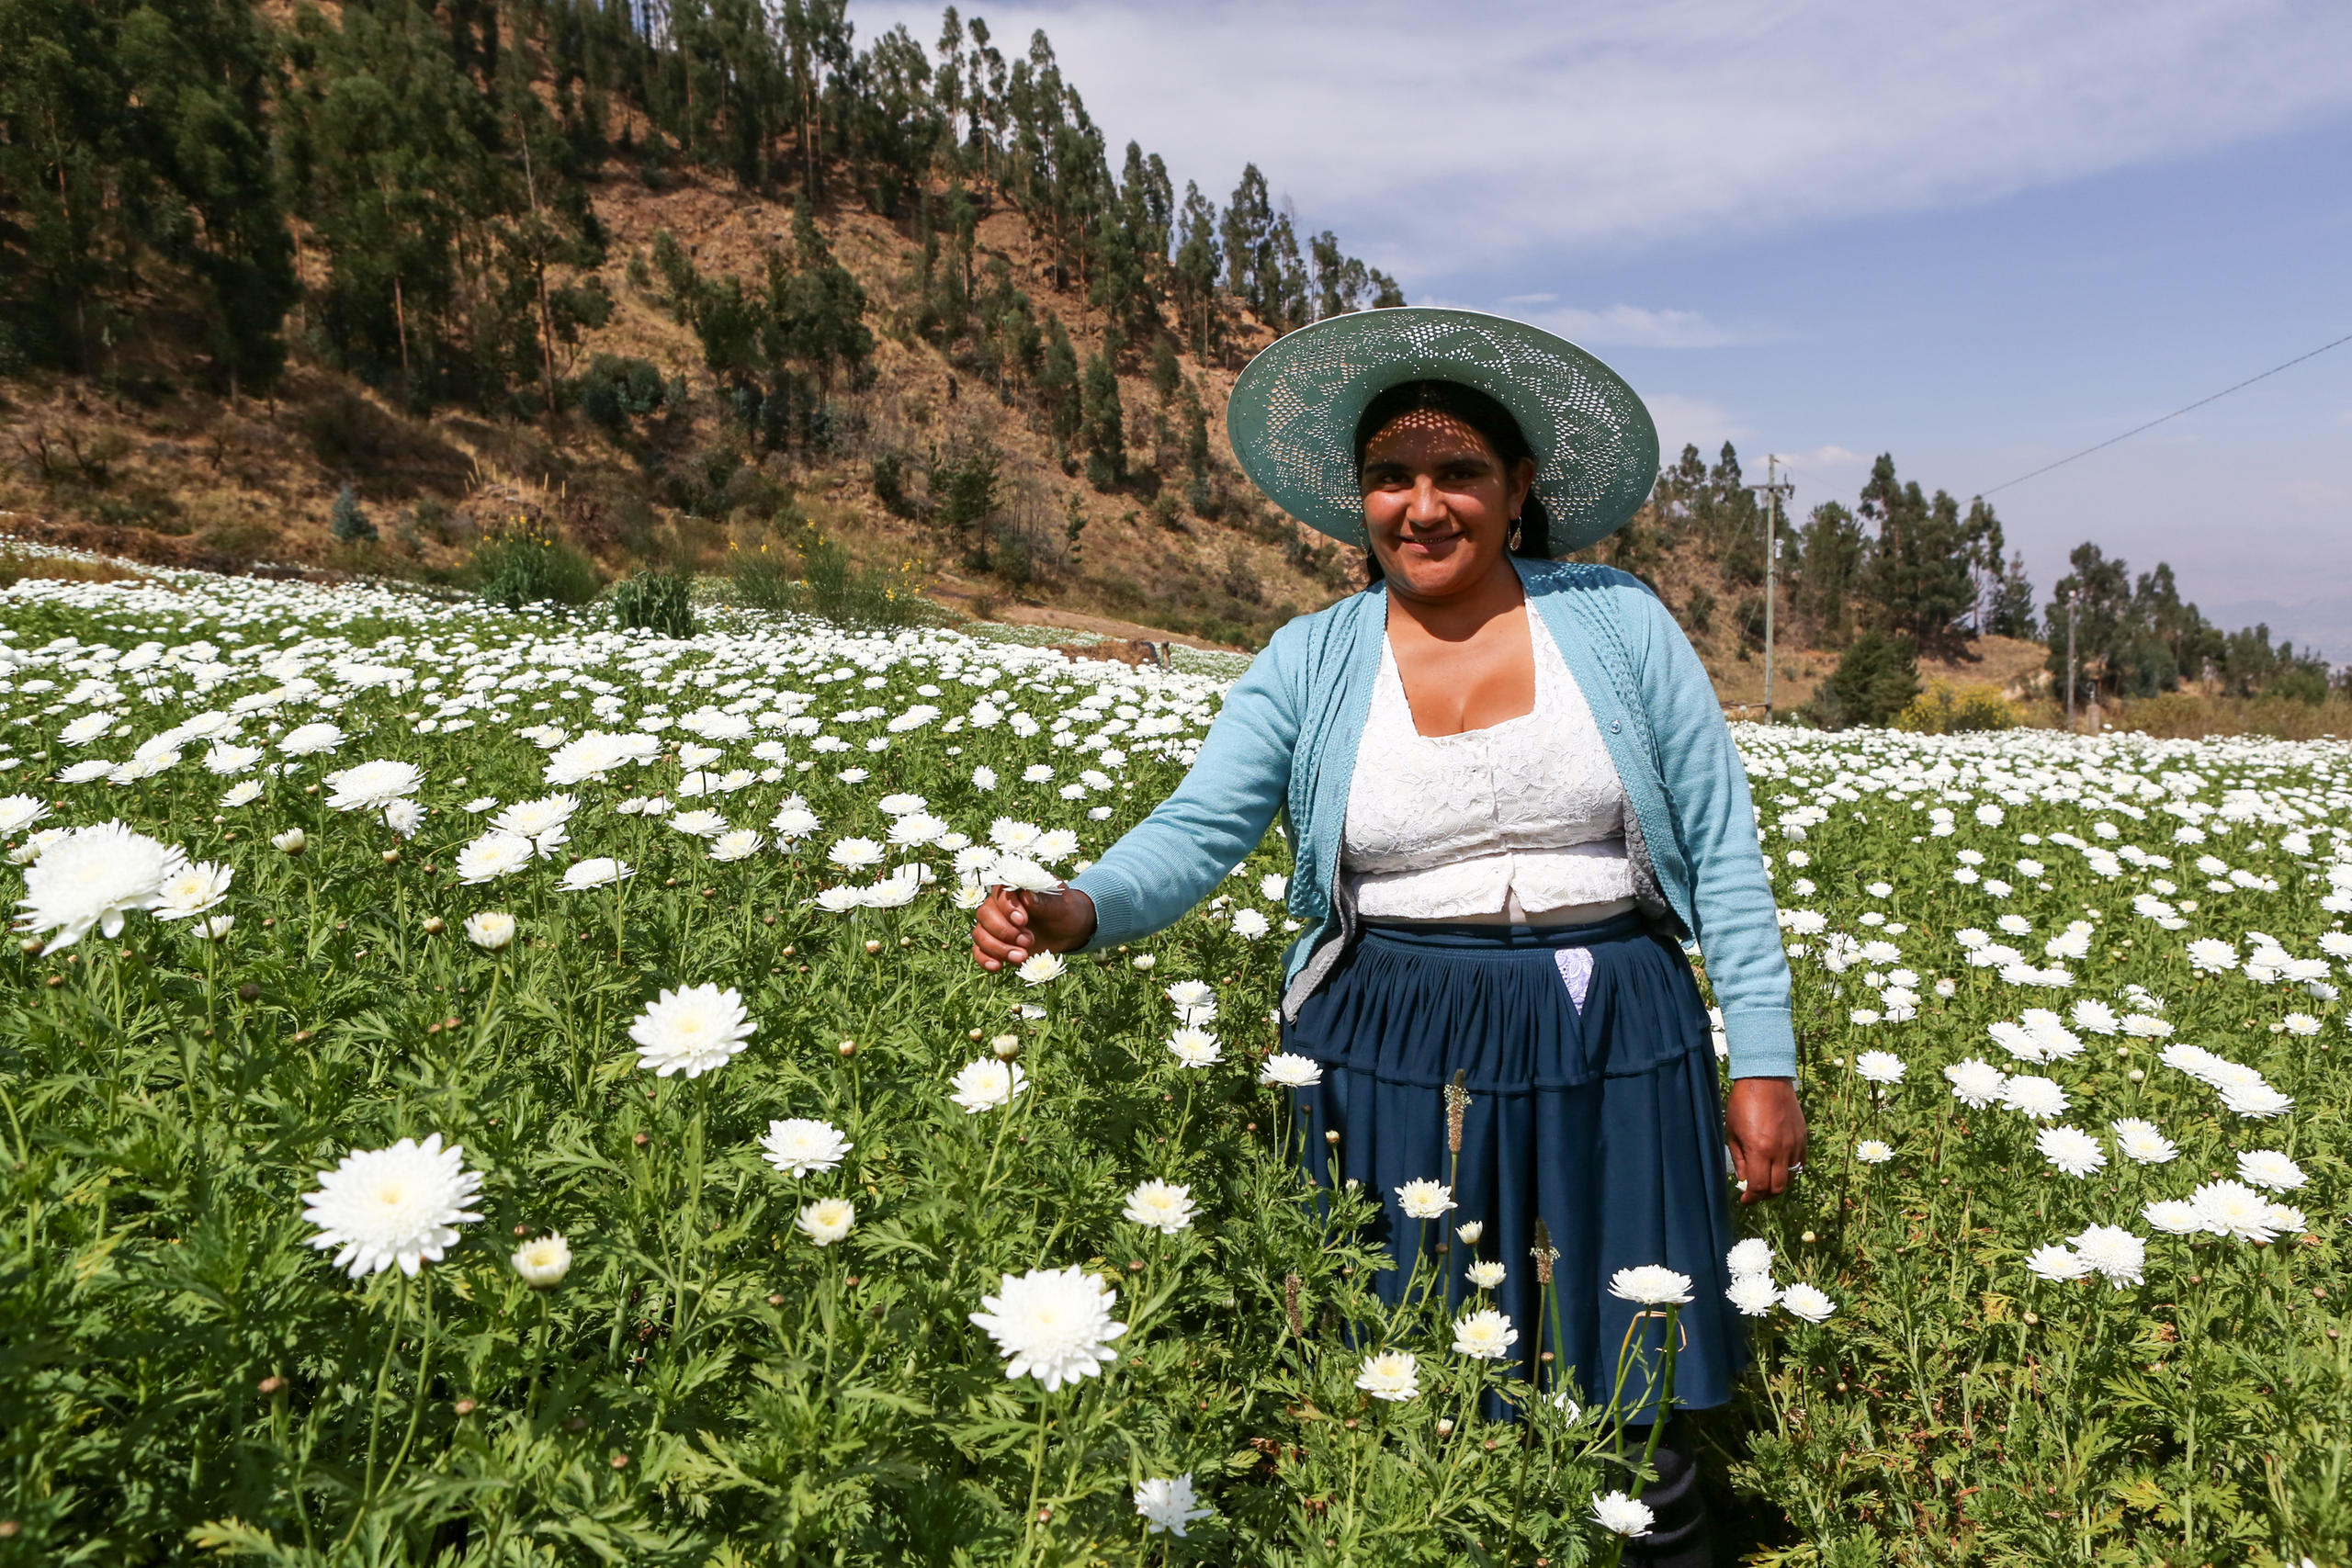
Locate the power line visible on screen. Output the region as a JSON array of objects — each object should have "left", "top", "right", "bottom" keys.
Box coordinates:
[{"left": 1980, "top": 329, "right": 2352, "bottom": 497}]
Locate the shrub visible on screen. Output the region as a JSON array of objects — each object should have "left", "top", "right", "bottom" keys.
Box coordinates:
[
  {"left": 471, "top": 523, "right": 602, "bottom": 611},
  {"left": 1805, "top": 629, "right": 1919, "bottom": 729},
  {"left": 729, "top": 526, "right": 935, "bottom": 629},
  {"left": 870, "top": 452, "right": 917, "bottom": 518},
  {"left": 1893, "top": 681, "right": 2020, "bottom": 734},
  {"left": 330, "top": 485, "right": 377, "bottom": 544},
  {"left": 609, "top": 570, "right": 695, "bottom": 637},
  {"left": 572, "top": 354, "right": 666, "bottom": 431}
]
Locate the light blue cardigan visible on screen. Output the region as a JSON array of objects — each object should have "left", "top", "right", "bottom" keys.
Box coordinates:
[{"left": 1071, "top": 557, "right": 1798, "bottom": 1080}]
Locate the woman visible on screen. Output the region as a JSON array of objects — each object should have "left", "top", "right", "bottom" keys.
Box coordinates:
[{"left": 971, "top": 308, "right": 1804, "bottom": 1563}]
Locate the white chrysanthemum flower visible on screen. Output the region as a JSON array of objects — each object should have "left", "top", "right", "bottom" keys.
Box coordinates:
[
  {"left": 301, "top": 1134, "right": 482, "bottom": 1278},
  {"left": 2120, "top": 1014, "right": 2174, "bottom": 1039},
  {"left": 1260, "top": 872, "right": 1289, "bottom": 902},
  {"left": 1591, "top": 1491, "right": 1656, "bottom": 1538},
  {"left": 1164, "top": 979, "right": 1216, "bottom": 1012},
  {"left": 1015, "top": 951, "right": 1066, "bottom": 984},
  {"left": 887, "top": 811, "right": 950, "bottom": 848},
  {"left": 1166, "top": 1026, "right": 1221, "bottom": 1067},
  {"left": 2071, "top": 999, "right": 2120, "bottom": 1034},
  {"left": 1854, "top": 1050, "right": 1905, "bottom": 1085},
  {"left": 153, "top": 859, "right": 233, "bottom": 921},
  {"left": 989, "top": 854, "right": 1062, "bottom": 894},
  {"left": 2236, "top": 1149, "right": 2306, "bottom": 1192},
  {"left": 1134, "top": 1473, "right": 1212, "bottom": 1538},
  {"left": 949, "top": 1057, "right": 1028, "bottom": 1113},
  {"left": 1779, "top": 1281, "right": 1838, "bottom": 1322},
  {"left": 1609, "top": 1265, "right": 1694, "bottom": 1306},
  {"left": 277, "top": 722, "right": 345, "bottom": 756},
  {"left": 492, "top": 793, "right": 578, "bottom": 845},
  {"left": 559, "top": 857, "right": 632, "bottom": 891},
  {"left": 2025, "top": 1243, "right": 2087, "bottom": 1282},
  {"left": 1465, "top": 1259, "right": 1507, "bottom": 1290},
  {"left": 1726, "top": 1237, "right": 1774, "bottom": 1277},
  {"left": 2189, "top": 1179, "right": 2280, "bottom": 1242},
  {"left": 797, "top": 1197, "right": 855, "bottom": 1247},
  {"left": 2185, "top": 938, "right": 2237, "bottom": 973},
  {"left": 463, "top": 911, "right": 516, "bottom": 951},
  {"left": 512, "top": 1233, "right": 572, "bottom": 1288},
  {"left": 1726, "top": 1273, "right": 1781, "bottom": 1315},
  {"left": 205, "top": 742, "right": 265, "bottom": 776},
  {"left": 1855, "top": 1138, "right": 1894, "bottom": 1165},
  {"left": 1354, "top": 1350, "right": 1419, "bottom": 1402},
  {"left": 383, "top": 798, "right": 426, "bottom": 839},
  {"left": 1452, "top": 1307, "right": 1518, "bottom": 1359},
  {"left": 2069, "top": 1225, "right": 2146, "bottom": 1287},
  {"left": 970, "top": 765, "right": 998, "bottom": 791},
  {"left": 1456, "top": 1221, "right": 1484, "bottom": 1245},
  {"left": 628, "top": 984, "right": 754, "bottom": 1078},
  {"left": 269, "top": 827, "right": 307, "bottom": 855},
  {"left": 219, "top": 779, "right": 266, "bottom": 808},
  {"left": 2001, "top": 1075, "right": 2069, "bottom": 1121},
  {"left": 1396, "top": 1179, "right": 1456, "bottom": 1220},
  {"left": 760, "top": 1118, "right": 854, "bottom": 1178},
  {"left": 2143, "top": 1199, "right": 2203, "bottom": 1235},
  {"left": 1229, "top": 908, "right": 1271, "bottom": 940},
  {"left": 2220, "top": 1081, "right": 2293, "bottom": 1119},
  {"left": 60, "top": 711, "right": 117, "bottom": 747},
  {"left": 671, "top": 809, "right": 730, "bottom": 840},
  {"left": 2037, "top": 1125, "right": 2107, "bottom": 1179},
  {"left": 769, "top": 804, "right": 821, "bottom": 841},
  {"left": 708, "top": 829, "right": 764, "bottom": 863},
  {"left": 0, "top": 795, "right": 51, "bottom": 835},
  {"left": 323, "top": 759, "right": 424, "bottom": 812},
  {"left": 14, "top": 819, "right": 187, "bottom": 950},
  {"left": 1944, "top": 1057, "right": 2007, "bottom": 1108},
  {"left": 1257, "top": 1053, "right": 1323, "bottom": 1088},
  {"left": 2109, "top": 1117, "right": 2177, "bottom": 1164},
  {"left": 822, "top": 834, "right": 882, "bottom": 868},
  {"left": 1123, "top": 1179, "right": 1198, "bottom": 1235},
  {"left": 967, "top": 1265, "right": 1127, "bottom": 1391},
  {"left": 456, "top": 831, "right": 535, "bottom": 885}
]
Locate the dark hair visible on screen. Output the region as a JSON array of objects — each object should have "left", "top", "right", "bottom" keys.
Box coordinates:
[{"left": 1352, "top": 380, "right": 1551, "bottom": 584}]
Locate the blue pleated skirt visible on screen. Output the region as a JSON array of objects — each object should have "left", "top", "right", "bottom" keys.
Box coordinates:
[{"left": 1281, "top": 912, "right": 1743, "bottom": 1420}]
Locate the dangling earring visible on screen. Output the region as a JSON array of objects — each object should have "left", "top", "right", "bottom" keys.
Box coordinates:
[{"left": 1507, "top": 515, "right": 1523, "bottom": 551}]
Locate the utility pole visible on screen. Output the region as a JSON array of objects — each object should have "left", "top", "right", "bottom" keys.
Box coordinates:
[
  {"left": 2064, "top": 588, "right": 2080, "bottom": 731},
  {"left": 1748, "top": 457, "right": 1796, "bottom": 720}
]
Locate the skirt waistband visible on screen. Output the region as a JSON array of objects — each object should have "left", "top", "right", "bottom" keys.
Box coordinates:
[{"left": 1355, "top": 910, "right": 1651, "bottom": 953}]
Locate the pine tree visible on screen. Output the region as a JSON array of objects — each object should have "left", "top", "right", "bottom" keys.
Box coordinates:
[
  {"left": 1860, "top": 456, "right": 1973, "bottom": 656},
  {"left": 330, "top": 484, "right": 377, "bottom": 543},
  {"left": 1080, "top": 344, "right": 1125, "bottom": 488},
  {"left": 1035, "top": 317, "right": 1080, "bottom": 453}
]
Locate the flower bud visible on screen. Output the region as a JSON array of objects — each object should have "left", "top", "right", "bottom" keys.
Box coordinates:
[
  {"left": 271, "top": 828, "right": 306, "bottom": 854},
  {"left": 422, "top": 917, "right": 446, "bottom": 934},
  {"left": 465, "top": 911, "right": 516, "bottom": 952},
  {"left": 511, "top": 1232, "right": 572, "bottom": 1289}
]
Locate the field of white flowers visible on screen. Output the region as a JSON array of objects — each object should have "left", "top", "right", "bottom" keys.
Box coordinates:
[{"left": 0, "top": 558, "right": 2343, "bottom": 1567}]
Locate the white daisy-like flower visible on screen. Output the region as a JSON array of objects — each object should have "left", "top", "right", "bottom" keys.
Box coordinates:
[
  {"left": 2036, "top": 1125, "right": 2107, "bottom": 1179},
  {"left": 2068, "top": 1224, "right": 2146, "bottom": 1287},
  {"left": 153, "top": 860, "right": 233, "bottom": 920},
  {"left": 1943, "top": 1057, "right": 2008, "bottom": 1108},
  {"left": 760, "top": 1118, "right": 854, "bottom": 1178},
  {"left": 1779, "top": 1281, "right": 1837, "bottom": 1323},
  {"left": 967, "top": 1265, "right": 1127, "bottom": 1391},
  {"left": 1354, "top": 1350, "right": 1419, "bottom": 1402},
  {"left": 708, "top": 829, "right": 764, "bottom": 863},
  {"left": 277, "top": 721, "right": 346, "bottom": 756},
  {"left": 456, "top": 831, "right": 535, "bottom": 885},
  {"left": 558, "top": 857, "right": 633, "bottom": 891},
  {"left": 1590, "top": 1491, "right": 1656, "bottom": 1538},
  {"left": 300, "top": 1133, "right": 483, "bottom": 1278},
  {"left": 2001, "top": 1075, "right": 2069, "bottom": 1121},
  {"left": 1395, "top": 1179, "right": 1456, "bottom": 1220},
  {"left": 1608, "top": 1265, "right": 1694, "bottom": 1306},
  {"left": 1015, "top": 951, "right": 1066, "bottom": 985},
  {"left": 1456, "top": 1221, "right": 1485, "bottom": 1246},
  {"left": 1726, "top": 1273, "right": 1781, "bottom": 1315},
  {"left": 323, "top": 759, "right": 424, "bottom": 812},
  {"left": 1257, "top": 1053, "right": 1323, "bottom": 1088},
  {"left": 989, "top": 854, "right": 1062, "bottom": 894},
  {"left": 949, "top": 1057, "right": 1028, "bottom": 1113},
  {"left": 270, "top": 828, "right": 307, "bottom": 854},
  {"left": 1134, "top": 1473, "right": 1212, "bottom": 1538},
  {"left": 2188, "top": 1179, "right": 2281, "bottom": 1242},
  {"left": 463, "top": 911, "right": 515, "bottom": 951},
  {"left": 2143, "top": 1199, "right": 2203, "bottom": 1235},
  {"left": 14, "top": 819, "right": 187, "bottom": 950},
  {"left": 1122, "top": 1179, "right": 1198, "bottom": 1235},
  {"left": 1854, "top": 1051, "right": 1905, "bottom": 1085},
  {"left": 1855, "top": 1139, "right": 1894, "bottom": 1165},
  {"left": 511, "top": 1232, "right": 572, "bottom": 1289},
  {"left": 383, "top": 799, "right": 426, "bottom": 839},
  {"left": 220, "top": 780, "right": 265, "bottom": 808},
  {"left": 1451, "top": 1307, "right": 1518, "bottom": 1359},
  {"left": 797, "top": 1197, "right": 855, "bottom": 1247},
  {"left": 2025, "top": 1244, "right": 2087, "bottom": 1282},
  {"left": 628, "top": 984, "right": 754, "bottom": 1078},
  {"left": 2109, "top": 1118, "right": 2177, "bottom": 1164},
  {"left": 2236, "top": 1149, "right": 2306, "bottom": 1192},
  {"left": 672, "top": 809, "right": 731, "bottom": 840},
  {"left": 206, "top": 743, "right": 265, "bottom": 776},
  {"left": 2220, "top": 1081, "right": 2293, "bottom": 1120},
  {"left": 1726, "top": 1238, "right": 1773, "bottom": 1277},
  {"left": 1166, "top": 1026, "right": 1221, "bottom": 1067}
]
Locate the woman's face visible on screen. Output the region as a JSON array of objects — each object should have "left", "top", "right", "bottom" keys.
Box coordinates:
[{"left": 1359, "top": 410, "right": 1536, "bottom": 603}]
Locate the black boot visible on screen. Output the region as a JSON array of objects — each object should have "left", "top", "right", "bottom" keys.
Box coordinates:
[{"left": 1617, "top": 1422, "right": 1711, "bottom": 1568}]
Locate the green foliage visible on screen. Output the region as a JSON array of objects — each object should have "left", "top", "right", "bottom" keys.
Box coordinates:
[
  {"left": 608, "top": 570, "right": 695, "bottom": 637},
  {"left": 1080, "top": 346, "right": 1126, "bottom": 489},
  {"left": 729, "top": 528, "right": 933, "bottom": 630},
  {"left": 471, "top": 523, "right": 602, "bottom": 611},
  {"left": 1805, "top": 628, "right": 1920, "bottom": 728},
  {"left": 572, "top": 354, "right": 667, "bottom": 431},
  {"left": 869, "top": 452, "right": 917, "bottom": 519},
  {"left": 329, "top": 483, "right": 377, "bottom": 543},
  {"left": 1891, "top": 681, "right": 2020, "bottom": 733}
]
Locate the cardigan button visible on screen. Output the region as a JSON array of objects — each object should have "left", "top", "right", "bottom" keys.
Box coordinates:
[{"left": 1609, "top": 720, "right": 1622, "bottom": 734}]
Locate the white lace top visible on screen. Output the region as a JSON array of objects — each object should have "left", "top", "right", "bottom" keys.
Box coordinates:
[{"left": 1341, "top": 612, "right": 1635, "bottom": 923}]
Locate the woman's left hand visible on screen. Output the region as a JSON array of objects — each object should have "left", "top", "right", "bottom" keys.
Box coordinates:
[{"left": 1726, "top": 1077, "right": 1807, "bottom": 1204}]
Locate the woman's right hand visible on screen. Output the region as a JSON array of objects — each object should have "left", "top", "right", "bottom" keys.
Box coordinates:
[{"left": 970, "top": 886, "right": 1098, "bottom": 972}]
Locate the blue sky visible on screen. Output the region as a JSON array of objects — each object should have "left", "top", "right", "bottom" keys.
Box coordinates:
[{"left": 855, "top": 0, "right": 2352, "bottom": 656}]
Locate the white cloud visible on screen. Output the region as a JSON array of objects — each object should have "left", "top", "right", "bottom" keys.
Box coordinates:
[
  {"left": 857, "top": 0, "right": 2352, "bottom": 290},
  {"left": 1520, "top": 304, "right": 1745, "bottom": 349},
  {"left": 1643, "top": 391, "right": 1752, "bottom": 457}
]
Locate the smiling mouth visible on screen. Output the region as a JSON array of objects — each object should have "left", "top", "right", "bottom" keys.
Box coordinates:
[{"left": 1399, "top": 531, "right": 1462, "bottom": 550}]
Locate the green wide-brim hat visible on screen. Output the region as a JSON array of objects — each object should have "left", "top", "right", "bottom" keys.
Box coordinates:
[{"left": 1226, "top": 306, "right": 1660, "bottom": 554}]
